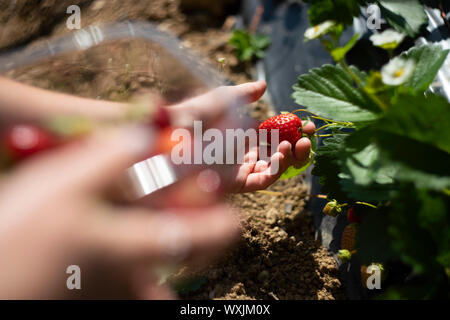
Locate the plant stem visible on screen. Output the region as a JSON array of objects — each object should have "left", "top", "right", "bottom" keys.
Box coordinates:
[
  {"left": 315, "top": 134, "right": 334, "bottom": 138},
  {"left": 355, "top": 201, "right": 378, "bottom": 209},
  {"left": 315, "top": 123, "right": 336, "bottom": 132},
  {"left": 308, "top": 194, "right": 328, "bottom": 199},
  {"left": 257, "top": 190, "right": 283, "bottom": 196}
]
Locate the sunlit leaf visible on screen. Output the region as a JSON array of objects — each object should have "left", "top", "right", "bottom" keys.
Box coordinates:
[
  {"left": 292, "top": 64, "right": 380, "bottom": 122},
  {"left": 280, "top": 161, "right": 312, "bottom": 180},
  {"left": 378, "top": 0, "right": 428, "bottom": 37},
  {"left": 400, "top": 44, "right": 450, "bottom": 92}
]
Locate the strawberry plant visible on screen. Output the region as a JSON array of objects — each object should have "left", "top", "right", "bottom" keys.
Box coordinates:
[
  {"left": 287, "top": 0, "right": 450, "bottom": 299},
  {"left": 229, "top": 29, "right": 271, "bottom": 62}
]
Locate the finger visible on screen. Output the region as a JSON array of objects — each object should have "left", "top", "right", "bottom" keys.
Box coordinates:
[
  {"left": 7, "top": 126, "right": 154, "bottom": 194},
  {"left": 294, "top": 137, "right": 312, "bottom": 166},
  {"left": 168, "top": 81, "right": 267, "bottom": 124},
  {"left": 92, "top": 205, "right": 239, "bottom": 264},
  {"left": 255, "top": 142, "right": 291, "bottom": 172},
  {"left": 232, "top": 148, "right": 258, "bottom": 193},
  {"left": 302, "top": 121, "right": 316, "bottom": 136},
  {"left": 226, "top": 80, "right": 267, "bottom": 103},
  {"left": 241, "top": 151, "right": 287, "bottom": 192},
  {"left": 254, "top": 159, "right": 269, "bottom": 173},
  {"left": 277, "top": 140, "right": 294, "bottom": 164},
  {"left": 0, "top": 77, "right": 128, "bottom": 123}
]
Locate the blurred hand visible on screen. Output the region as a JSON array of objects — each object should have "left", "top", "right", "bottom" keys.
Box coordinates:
[
  {"left": 0, "top": 126, "right": 238, "bottom": 299},
  {"left": 167, "top": 80, "right": 316, "bottom": 192},
  {"left": 0, "top": 78, "right": 315, "bottom": 298},
  {"left": 0, "top": 78, "right": 315, "bottom": 193}
]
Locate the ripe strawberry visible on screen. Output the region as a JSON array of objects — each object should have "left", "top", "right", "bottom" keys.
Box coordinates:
[
  {"left": 347, "top": 207, "right": 362, "bottom": 224},
  {"left": 341, "top": 223, "right": 358, "bottom": 251},
  {"left": 259, "top": 113, "right": 302, "bottom": 146},
  {"left": 3, "top": 124, "right": 57, "bottom": 160}
]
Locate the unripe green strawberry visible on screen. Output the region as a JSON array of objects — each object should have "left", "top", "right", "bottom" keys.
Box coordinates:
[
  {"left": 322, "top": 200, "right": 342, "bottom": 217},
  {"left": 259, "top": 113, "right": 302, "bottom": 146},
  {"left": 341, "top": 223, "right": 358, "bottom": 251},
  {"left": 338, "top": 249, "right": 352, "bottom": 263}
]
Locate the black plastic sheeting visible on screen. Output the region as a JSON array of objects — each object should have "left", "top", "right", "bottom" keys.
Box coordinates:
[{"left": 240, "top": 0, "right": 449, "bottom": 299}]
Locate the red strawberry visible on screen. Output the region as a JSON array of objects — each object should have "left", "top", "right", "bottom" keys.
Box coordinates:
[
  {"left": 3, "top": 124, "right": 57, "bottom": 160},
  {"left": 259, "top": 113, "right": 302, "bottom": 146},
  {"left": 347, "top": 207, "right": 362, "bottom": 224}
]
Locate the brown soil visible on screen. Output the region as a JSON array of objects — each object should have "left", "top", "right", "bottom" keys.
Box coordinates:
[
  {"left": 178, "top": 178, "right": 343, "bottom": 300},
  {"left": 0, "top": 0, "right": 343, "bottom": 300}
]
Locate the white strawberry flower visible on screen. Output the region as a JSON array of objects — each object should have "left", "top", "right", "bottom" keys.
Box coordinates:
[
  {"left": 370, "top": 29, "right": 405, "bottom": 50},
  {"left": 304, "top": 20, "right": 336, "bottom": 40},
  {"left": 381, "top": 57, "right": 416, "bottom": 86}
]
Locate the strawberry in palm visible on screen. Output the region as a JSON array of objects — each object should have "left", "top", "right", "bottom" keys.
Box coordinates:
[{"left": 259, "top": 113, "right": 303, "bottom": 146}]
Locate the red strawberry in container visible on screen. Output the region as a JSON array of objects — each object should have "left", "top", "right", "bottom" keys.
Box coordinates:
[
  {"left": 3, "top": 124, "right": 58, "bottom": 161},
  {"left": 259, "top": 113, "right": 303, "bottom": 146}
]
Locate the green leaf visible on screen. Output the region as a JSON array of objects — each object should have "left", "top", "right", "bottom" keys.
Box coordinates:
[
  {"left": 377, "top": 93, "right": 450, "bottom": 155},
  {"left": 292, "top": 64, "right": 380, "bottom": 122},
  {"left": 372, "top": 92, "right": 450, "bottom": 189},
  {"left": 341, "top": 144, "right": 395, "bottom": 186},
  {"left": 336, "top": 128, "right": 398, "bottom": 202},
  {"left": 304, "top": 0, "right": 369, "bottom": 26},
  {"left": 312, "top": 134, "right": 352, "bottom": 202},
  {"left": 378, "top": 0, "right": 428, "bottom": 37},
  {"left": 400, "top": 44, "right": 450, "bottom": 92},
  {"left": 241, "top": 47, "right": 254, "bottom": 61},
  {"left": 373, "top": 95, "right": 450, "bottom": 191},
  {"left": 280, "top": 161, "right": 312, "bottom": 180},
  {"left": 331, "top": 34, "right": 359, "bottom": 62},
  {"left": 389, "top": 187, "right": 450, "bottom": 274},
  {"left": 229, "top": 30, "right": 270, "bottom": 62},
  {"left": 373, "top": 93, "right": 450, "bottom": 190},
  {"left": 251, "top": 35, "right": 271, "bottom": 50},
  {"left": 375, "top": 130, "right": 450, "bottom": 191},
  {"left": 339, "top": 143, "right": 397, "bottom": 202}
]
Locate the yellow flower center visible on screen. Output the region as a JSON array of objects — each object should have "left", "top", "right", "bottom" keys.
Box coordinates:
[
  {"left": 394, "top": 68, "right": 405, "bottom": 78},
  {"left": 314, "top": 26, "right": 320, "bottom": 33}
]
